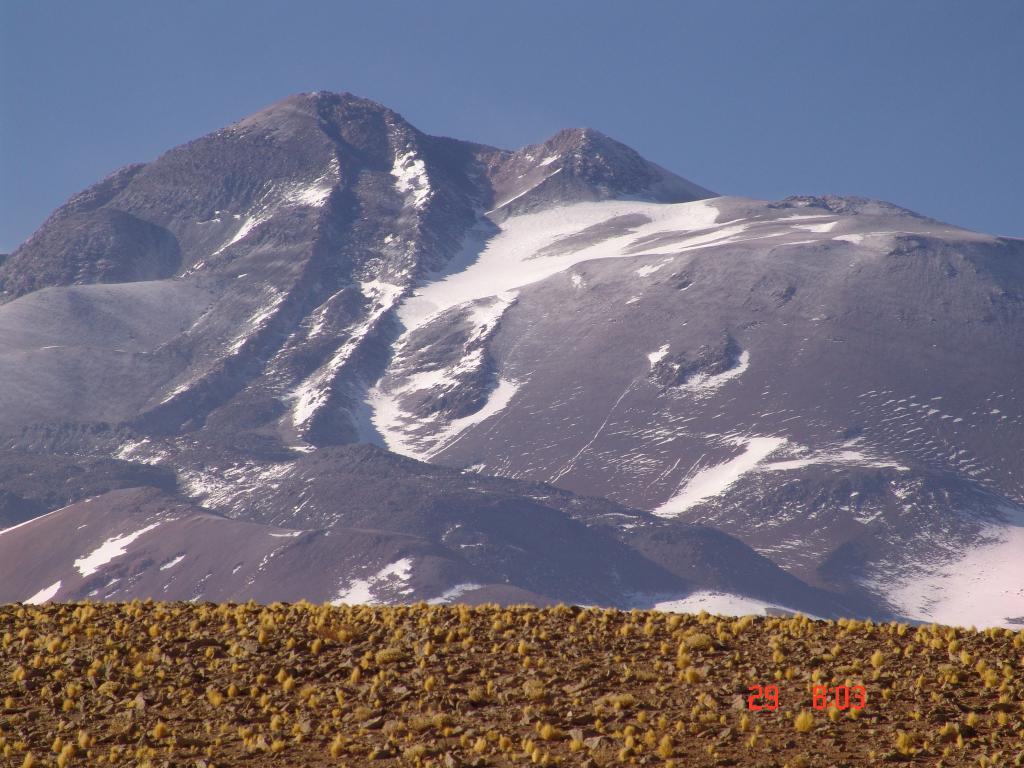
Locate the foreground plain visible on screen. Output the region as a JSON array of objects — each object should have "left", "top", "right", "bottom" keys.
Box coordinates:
[{"left": 2, "top": 602, "right": 1023, "bottom": 767}]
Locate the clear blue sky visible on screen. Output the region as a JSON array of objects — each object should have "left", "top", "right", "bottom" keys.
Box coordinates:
[{"left": 1, "top": 1, "right": 1022, "bottom": 252}]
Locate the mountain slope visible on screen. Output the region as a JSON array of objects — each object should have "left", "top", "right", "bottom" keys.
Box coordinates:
[
  {"left": 1, "top": 91, "right": 1020, "bottom": 627},
  {"left": 0, "top": 445, "right": 860, "bottom": 616},
  {"left": 369, "top": 195, "right": 1024, "bottom": 627}
]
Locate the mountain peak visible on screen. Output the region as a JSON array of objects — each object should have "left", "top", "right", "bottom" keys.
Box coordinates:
[
  {"left": 232, "top": 92, "right": 713, "bottom": 214},
  {"left": 233, "top": 90, "right": 415, "bottom": 149},
  {"left": 546, "top": 126, "right": 606, "bottom": 143},
  {"left": 544, "top": 126, "right": 631, "bottom": 151},
  {"left": 482, "top": 124, "right": 714, "bottom": 218},
  {"left": 1, "top": 90, "right": 714, "bottom": 298},
  {"left": 245, "top": 90, "right": 396, "bottom": 117}
]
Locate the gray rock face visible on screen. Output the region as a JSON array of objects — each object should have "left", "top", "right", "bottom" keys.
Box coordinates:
[{"left": 1, "top": 92, "right": 1020, "bottom": 627}]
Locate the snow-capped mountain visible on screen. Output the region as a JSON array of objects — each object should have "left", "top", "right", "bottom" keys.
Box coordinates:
[{"left": 1, "top": 92, "right": 1021, "bottom": 627}]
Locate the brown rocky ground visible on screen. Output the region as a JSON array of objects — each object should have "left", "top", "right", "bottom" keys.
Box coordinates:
[{"left": 1, "top": 602, "right": 1022, "bottom": 767}]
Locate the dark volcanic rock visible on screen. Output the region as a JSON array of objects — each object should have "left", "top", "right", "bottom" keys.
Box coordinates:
[
  {"left": 0, "top": 451, "right": 176, "bottom": 529},
  {"left": 650, "top": 334, "right": 744, "bottom": 388}
]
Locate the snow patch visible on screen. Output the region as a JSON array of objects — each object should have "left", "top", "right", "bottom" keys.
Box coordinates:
[
  {"left": 487, "top": 167, "right": 564, "bottom": 213},
  {"left": 636, "top": 259, "right": 671, "bottom": 277},
  {"left": 682, "top": 350, "right": 751, "bottom": 396},
  {"left": 290, "top": 281, "right": 404, "bottom": 429},
  {"left": 833, "top": 233, "right": 865, "bottom": 244},
  {"left": 397, "top": 199, "right": 720, "bottom": 339},
  {"left": 115, "top": 438, "right": 151, "bottom": 461},
  {"left": 211, "top": 159, "right": 339, "bottom": 256},
  {"left": 794, "top": 221, "right": 837, "bottom": 233},
  {"left": 74, "top": 523, "right": 161, "bottom": 577},
  {"left": 26, "top": 580, "right": 62, "bottom": 605},
  {"left": 650, "top": 591, "right": 800, "bottom": 617},
  {"left": 647, "top": 344, "right": 670, "bottom": 368},
  {"left": 368, "top": 291, "right": 518, "bottom": 458},
  {"left": 370, "top": 376, "right": 520, "bottom": 461},
  {"left": 361, "top": 279, "right": 405, "bottom": 308},
  {"left": 212, "top": 214, "right": 266, "bottom": 256},
  {"left": 392, "top": 149, "right": 432, "bottom": 209},
  {"left": 438, "top": 378, "right": 519, "bottom": 444},
  {"left": 332, "top": 558, "right": 414, "bottom": 605},
  {"left": 762, "top": 449, "right": 908, "bottom": 473},
  {"left": 182, "top": 462, "right": 293, "bottom": 513},
  {"left": 865, "top": 508, "right": 1024, "bottom": 629},
  {"left": 226, "top": 287, "right": 286, "bottom": 354},
  {"left": 282, "top": 156, "right": 339, "bottom": 208},
  {"left": 654, "top": 436, "right": 787, "bottom": 517},
  {"left": 427, "top": 583, "right": 484, "bottom": 605},
  {"left": 160, "top": 555, "right": 185, "bottom": 571},
  {"left": 635, "top": 222, "right": 772, "bottom": 256}
]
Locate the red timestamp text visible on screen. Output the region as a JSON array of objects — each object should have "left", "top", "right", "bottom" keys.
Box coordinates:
[
  {"left": 746, "top": 684, "right": 867, "bottom": 711},
  {"left": 746, "top": 684, "right": 780, "bottom": 711},
  {"left": 812, "top": 684, "right": 866, "bottom": 710}
]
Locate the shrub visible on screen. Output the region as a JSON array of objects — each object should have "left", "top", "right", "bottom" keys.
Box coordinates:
[{"left": 794, "top": 710, "right": 815, "bottom": 733}]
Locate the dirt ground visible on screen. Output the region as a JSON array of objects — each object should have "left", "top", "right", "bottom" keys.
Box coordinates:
[{"left": 2, "top": 602, "right": 1022, "bottom": 767}]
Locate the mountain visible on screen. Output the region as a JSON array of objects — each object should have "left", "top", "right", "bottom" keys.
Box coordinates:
[{"left": 1, "top": 91, "right": 1021, "bottom": 626}]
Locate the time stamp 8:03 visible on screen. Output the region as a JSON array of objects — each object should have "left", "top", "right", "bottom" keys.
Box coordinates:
[{"left": 747, "top": 684, "right": 868, "bottom": 712}]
